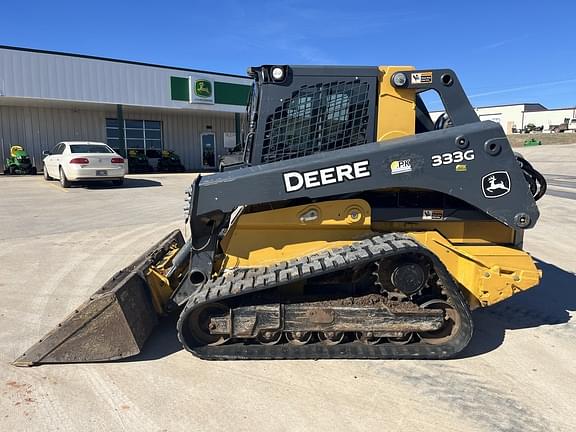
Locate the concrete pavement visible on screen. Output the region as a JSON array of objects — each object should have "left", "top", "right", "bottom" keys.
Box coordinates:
[{"left": 1, "top": 146, "right": 575, "bottom": 432}]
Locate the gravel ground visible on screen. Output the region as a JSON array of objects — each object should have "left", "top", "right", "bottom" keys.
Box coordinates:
[{"left": 0, "top": 146, "right": 574, "bottom": 432}]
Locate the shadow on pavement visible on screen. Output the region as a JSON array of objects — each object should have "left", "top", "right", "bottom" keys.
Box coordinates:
[
  {"left": 460, "top": 259, "right": 576, "bottom": 358},
  {"left": 79, "top": 178, "right": 162, "bottom": 189},
  {"left": 122, "top": 314, "right": 183, "bottom": 363}
]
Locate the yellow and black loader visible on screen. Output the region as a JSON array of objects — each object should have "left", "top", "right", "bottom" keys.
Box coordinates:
[{"left": 15, "top": 65, "right": 546, "bottom": 364}]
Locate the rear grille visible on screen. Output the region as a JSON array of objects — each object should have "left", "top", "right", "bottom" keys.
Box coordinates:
[{"left": 261, "top": 80, "right": 371, "bottom": 164}]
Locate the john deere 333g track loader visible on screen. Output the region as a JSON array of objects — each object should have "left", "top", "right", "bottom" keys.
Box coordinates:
[{"left": 15, "top": 65, "right": 546, "bottom": 365}]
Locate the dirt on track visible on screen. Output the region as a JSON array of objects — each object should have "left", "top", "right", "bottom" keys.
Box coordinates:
[{"left": 0, "top": 147, "right": 575, "bottom": 432}]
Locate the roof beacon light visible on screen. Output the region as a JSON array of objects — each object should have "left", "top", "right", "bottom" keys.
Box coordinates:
[{"left": 271, "top": 66, "right": 285, "bottom": 81}]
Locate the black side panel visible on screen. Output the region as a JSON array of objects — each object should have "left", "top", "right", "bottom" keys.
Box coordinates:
[{"left": 194, "top": 121, "right": 539, "bottom": 230}]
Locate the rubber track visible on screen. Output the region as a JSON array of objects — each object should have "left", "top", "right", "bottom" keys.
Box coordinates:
[{"left": 176, "top": 233, "right": 473, "bottom": 360}]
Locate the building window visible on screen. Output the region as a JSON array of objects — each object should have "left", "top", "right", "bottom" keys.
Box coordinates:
[{"left": 106, "top": 119, "right": 163, "bottom": 155}]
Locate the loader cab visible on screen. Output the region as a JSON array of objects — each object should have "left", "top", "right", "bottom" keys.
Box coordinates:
[
  {"left": 243, "top": 65, "right": 380, "bottom": 166},
  {"left": 242, "top": 65, "right": 477, "bottom": 168}
]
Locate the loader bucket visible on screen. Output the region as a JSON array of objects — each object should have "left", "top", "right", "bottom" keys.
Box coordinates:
[{"left": 13, "top": 229, "right": 185, "bottom": 367}]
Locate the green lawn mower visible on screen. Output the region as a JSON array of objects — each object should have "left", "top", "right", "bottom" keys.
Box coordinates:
[
  {"left": 127, "top": 150, "right": 153, "bottom": 173},
  {"left": 3, "top": 145, "right": 37, "bottom": 175},
  {"left": 524, "top": 138, "right": 542, "bottom": 147},
  {"left": 156, "top": 150, "right": 185, "bottom": 172}
]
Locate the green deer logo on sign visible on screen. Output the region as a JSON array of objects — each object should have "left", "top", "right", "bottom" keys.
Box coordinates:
[{"left": 195, "top": 79, "right": 212, "bottom": 98}]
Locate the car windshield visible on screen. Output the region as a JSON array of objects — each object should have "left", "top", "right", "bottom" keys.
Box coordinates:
[{"left": 70, "top": 144, "right": 113, "bottom": 154}]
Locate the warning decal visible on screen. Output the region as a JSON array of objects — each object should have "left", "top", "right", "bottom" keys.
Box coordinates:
[
  {"left": 411, "top": 72, "right": 433, "bottom": 85},
  {"left": 422, "top": 209, "right": 444, "bottom": 221}
]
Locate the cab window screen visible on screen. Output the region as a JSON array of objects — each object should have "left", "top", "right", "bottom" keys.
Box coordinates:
[{"left": 261, "top": 80, "right": 371, "bottom": 164}]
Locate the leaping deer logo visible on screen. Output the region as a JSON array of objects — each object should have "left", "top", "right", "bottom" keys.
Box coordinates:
[
  {"left": 482, "top": 171, "right": 511, "bottom": 198},
  {"left": 486, "top": 175, "right": 509, "bottom": 193}
]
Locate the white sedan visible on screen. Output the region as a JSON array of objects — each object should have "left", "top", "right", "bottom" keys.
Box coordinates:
[{"left": 43, "top": 141, "right": 126, "bottom": 188}]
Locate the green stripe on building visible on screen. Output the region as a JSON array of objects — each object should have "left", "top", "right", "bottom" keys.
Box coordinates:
[
  {"left": 170, "top": 77, "right": 250, "bottom": 106},
  {"left": 170, "top": 77, "right": 189, "bottom": 101},
  {"left": 214, "top": 82, "right": 251, "bottom": 106}
]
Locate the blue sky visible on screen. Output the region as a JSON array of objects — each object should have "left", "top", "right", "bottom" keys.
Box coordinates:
[{"left": 1, "top": 0, "right": 574, "bottom": 109}]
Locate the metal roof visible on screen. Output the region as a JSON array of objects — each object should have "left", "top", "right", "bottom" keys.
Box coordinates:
[
  {"left": 0, "top": 45, "right": 247, "bottom": 79},
  {"left": 0, "top": 45, "right": 251, "bottom": 113}
]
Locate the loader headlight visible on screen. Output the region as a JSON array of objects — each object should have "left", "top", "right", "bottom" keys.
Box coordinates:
[
  {"left": 271, "top": 66, "right": 285, "bottom": 81},
  {"left": 392, "top": 72, "right": 407, "bottom": 87}
]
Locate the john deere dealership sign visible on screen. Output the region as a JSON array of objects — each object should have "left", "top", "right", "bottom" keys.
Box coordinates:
[
  {"left": 189, "top": 76, "right": 214, "bottom": 104},
  {"left": 170, "top": 75, "right": 251, "bottom": 106},
  {"left": 194, "top": 79, "right": 212, "bottom": 98}
]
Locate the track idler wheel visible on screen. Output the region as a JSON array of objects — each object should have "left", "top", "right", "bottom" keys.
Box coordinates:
[
  {"left": 188, "top": 303, "right": 230, "bottom": 346},
  {"left": 418, "top": 300, "right": 460, "bottom": 345}
]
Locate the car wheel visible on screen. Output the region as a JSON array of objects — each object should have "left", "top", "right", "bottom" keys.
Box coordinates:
[
  {"left": 30, "top": 167, "right": 37, "bottom": 175},
  {"left": 112, "top": 179, "right": 124, "bottom": 186},
  {"left": 59, "top": 167, "right": 71, "bottom": 188},
  {"left": 43, "top": 165, "right": 53, "bottom": 180}
]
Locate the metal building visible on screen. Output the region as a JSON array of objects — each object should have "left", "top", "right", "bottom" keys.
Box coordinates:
[
  {"left": 0, "top": 45, "right": 251, "bottom": 171},
  {"left": 431, "top": 103, "right": 576, "bottom": 133}
]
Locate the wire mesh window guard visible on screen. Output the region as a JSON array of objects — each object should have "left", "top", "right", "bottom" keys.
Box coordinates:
[{"left": 261, "top": 80, "right": 371, "bottom": 163}]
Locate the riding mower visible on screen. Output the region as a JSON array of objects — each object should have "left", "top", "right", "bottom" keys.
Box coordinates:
[
  {"left": 3, "top": 145, "right": 37, "bottom": 175},
  {"left": 127, "top": 149, "right": 153, "bottom": 173},
  {"left": 156, "top": 150, "right": 185, "bottom": 172}
]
